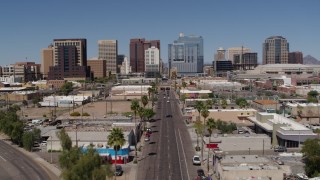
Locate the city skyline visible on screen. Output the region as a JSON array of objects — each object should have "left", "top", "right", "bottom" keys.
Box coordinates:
[{"left": 0, "top": 0, "right": 319, "bottom": 66}]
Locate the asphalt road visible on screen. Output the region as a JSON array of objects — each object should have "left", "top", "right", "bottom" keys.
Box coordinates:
[
  {"left": 137, "top": 89, "right": 199, "bottom": 180},
  {"left": 0, "top": 140, "right": 52, "bottom": 180}
]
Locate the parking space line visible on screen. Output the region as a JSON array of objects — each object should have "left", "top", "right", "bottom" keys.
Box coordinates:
[
  {"left": 178, "top": 129, "right": 190, "bottom": 180},
  {"left": 0, "top": 155, "right": 7, "bottom": 162}
]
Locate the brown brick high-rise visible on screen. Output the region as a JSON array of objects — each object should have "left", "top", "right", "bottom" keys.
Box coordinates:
[{"left": 130, "top": 38, "right": 160, "bottom": 73}]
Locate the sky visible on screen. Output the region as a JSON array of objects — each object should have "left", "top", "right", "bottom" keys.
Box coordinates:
[{"left": 0, "top": 0, "right": 319, "bottom": 66}]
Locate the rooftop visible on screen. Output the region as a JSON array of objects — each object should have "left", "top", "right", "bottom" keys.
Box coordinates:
[{"left": 253, "top": 100, "right": 278, "bottom": 105}]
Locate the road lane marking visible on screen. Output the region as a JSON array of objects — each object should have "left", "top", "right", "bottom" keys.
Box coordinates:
[
  {"left": 0, "top": 155, "right": 7, "bottom": 162},
  {"left": 178, "top": 129, "right": 191, "bottom": 180},
  {"left": 174, "top": 129, "right": 184, "bottom": 180}
]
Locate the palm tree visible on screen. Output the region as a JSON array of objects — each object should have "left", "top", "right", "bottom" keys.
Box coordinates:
[
  {"left": 141, "top": 95, "right": 148, "bottom": 108},
  {"left": 147, "top": 87, "right": 153, "bottom": 99},
  {"left": 130, "top": 99, "right": 140, "bottom": 162},
  {"left": 194, "top": 101, "right": 204, "bottom": 121},
  {"left": 206, "top": 99, "right": 213, "bottom": 109},
  {"left": 221, "top": 98, "right": 227, "bottom": 109},
  {"left": 206, "top": 118, "right": 216, "bottom": 144},
  {"left": 107, "top": 128, "right": 125, "bottom": 168},
  {"left": 201, "top": 108, "right": 209, "bottom": 160},
  {"left": 137, "top": 107, "right": 146, "bottom": 130},
  {"left": 144, "top": 108, "right": 156, "bottom": 122},
  {"left": 193, "top": 120, "right": 203, "bottom": 151},
  {"left": 206, "top": 117, "right": 216, "bottom": 172}
]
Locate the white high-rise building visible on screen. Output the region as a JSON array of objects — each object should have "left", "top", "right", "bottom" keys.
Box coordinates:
[
  {"left": 145, "top": 46, "right": 160, "bottom": 73},
  {"left": 120, "top": 57, "right": 131, "bottom": 74},
  {"left": 98, "top": 40, "right": 118, "bottom": 75},
  {"left": 227, "top": 47, "right": 251, "bottom": 63}
]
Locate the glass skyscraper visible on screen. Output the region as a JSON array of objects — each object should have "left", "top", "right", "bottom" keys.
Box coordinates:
[{"left": 168, "top": 33, "right": 203, "bottom": 75}]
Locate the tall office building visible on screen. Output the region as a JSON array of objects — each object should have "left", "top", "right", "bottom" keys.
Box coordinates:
[
  {"left": 288, "top": 51, "right": 303, "bottom": 64},
  {"left": 116, "top": 55, "right": 125, "bottom": 74},
  {"left": 214, "top": 47, "right": 226, "bottom": 61},
  {"left": 1, "top": 62, "right": 41, "bottom": 83},
  {"left": 41, "top": 44, "right": 54, "bottom": 79},
  {"left": 168, "top": 33, "right": 203, "bottom": 75},
  {"left": 227, "top": 47, "right": 251, "bottom": 63},
  {"left": 98, "top": 40, "right": 118, "bottom": 75},
  {"left": 130, "top": 38, "right": 160, "bottom": 73},
  {"left": 48, "top": 39, "right": 89, "bottom": 80},
  {"left": 263, "top": 36, "right": 289, "bottom": 64},
  {"left": 145, "top": 46, "right": 160, "bottom": 77}
]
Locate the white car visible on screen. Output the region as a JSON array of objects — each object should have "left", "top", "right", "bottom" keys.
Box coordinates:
[
  {"left": 167, "top": 100, "right": 170, "bottom": 103},
  {"left": 192, "top": 155, "right": 201, "bottom": 165}
]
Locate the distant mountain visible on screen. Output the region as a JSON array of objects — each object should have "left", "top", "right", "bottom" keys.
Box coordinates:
[{"left": 303, "top": 55, "right": 320, "bottom": 65}]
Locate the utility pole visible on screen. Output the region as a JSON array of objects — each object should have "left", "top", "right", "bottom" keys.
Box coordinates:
[
  {"left": 50, "top": 135, "right": 53, "bottom": 163},
  {"left": 263, "top": 139, "right": 265, "bottom": 155}
]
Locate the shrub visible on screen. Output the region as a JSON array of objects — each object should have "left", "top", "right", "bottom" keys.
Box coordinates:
[
  {"left": 70, "top": 112, "right": 81, "bottom": 116},
  {"left": 82, "top": 112, "right": 90, "bottom": 116}
]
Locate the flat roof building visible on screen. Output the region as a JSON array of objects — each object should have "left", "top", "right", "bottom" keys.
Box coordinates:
[{"left": 248, "top": 112, "right": 317, "bottom": 147}]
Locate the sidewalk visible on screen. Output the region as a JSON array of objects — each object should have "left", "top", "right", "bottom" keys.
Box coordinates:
[{"left": 0, "top": 133, "right": 61, "bottom": 179}]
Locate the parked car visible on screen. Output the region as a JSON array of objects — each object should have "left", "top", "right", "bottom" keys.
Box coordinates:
[
  {"left": 144, "top": 137, "right": 150, "bottom": 142},
  {"left": 192, "top": 155, "right": 201, "bottom": 165},
  {"left": 274, "top": 146, "right": 287, "bottom": 152},
  {"left": 114, "top": 165, "right": 123, "bottom": 176},
  {"left": 146, "top": 128, "right": 152, "bottom": 134},
  {"left": 276, "top": 160, "right": 284, "bottom": 165},
  {"left": 166, "top": 114, "right": 172, "bottom": 118},
  {"left": 197, "top": 169, "right": 205, "bottom": 178}
]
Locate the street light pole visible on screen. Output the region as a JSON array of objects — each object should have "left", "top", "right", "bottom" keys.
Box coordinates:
[{"left": 50, "top": 135, "right": 53, "bottom": 164}]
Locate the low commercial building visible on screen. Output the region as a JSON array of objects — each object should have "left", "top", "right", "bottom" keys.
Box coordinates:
[
  {"left": 188, "top": 108, "right": 257, "bottom": 125},
  {"left": 110, "top": 85, "right": 151, "bottom": 100},
  {"left": 180, "top": 89, "right": 212, "bottom": 99},
  {"left": 39, "top": 95, "right": 90, "bottom": 107},
  {"left": 214, "top": 155, "right": 289, "bottom": 180},
  {"left": 248, "top": 112, "right": 317, "bottom": 147},
  {"left": 251, "top": 100, "right": 279, "bottom": 112}
]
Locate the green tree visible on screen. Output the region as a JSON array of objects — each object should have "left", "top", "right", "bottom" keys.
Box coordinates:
[
  {"left": 301, "top": 138, "right": 320, "bottom": 177},
  {"left": 22, "top": 100, "right": 28, "bottom": 107},
  {"left": 141, "top": 95, "right": 149, "bottom": 107},
  {"left": 221, "top": 99, "right": 227, "bottom": 109},
  {"left": 107, "top": 128, "right": 125, "bottom": 168},
  {"left": 206, "top": 99, "right": 213, "bottom": 109},
  {"left": 182, "top": 81, "right": 187, "bottom": 89},
  {"left": 130, "top": 99, "right": 140, "bottom": 163},
  {"left": 194, "top": 101, "right": 204, "bottom": 121},
  {"left": 236, "top": 98, "right": 249, "bottom": 108},
  {"left": 10, "top": 121, "right": 24, "bottom": 145},
  {"left": 193, "top": 120, "right": 203, "bottom": 151},
  {"left": 201, "top": 108, "right": 209, "bottom": 160},
  {"left": 22, "top": 132, "right": 34, "bottom": 151},
  {"left": 60, "top": 82, "right": 74, "bottom": 96},
  {"left": 144, "top": 108, "right": 156, "bottom": 121},
  {"left": 57, "top": 129, "right": 72, "bottom": 151},
  {"left": 206, "top": 118, "right": 216, "bottom": 143}
]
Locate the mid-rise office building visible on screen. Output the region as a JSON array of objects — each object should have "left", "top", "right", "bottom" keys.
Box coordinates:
[
  {"left": 233, "top": 52, "right": 258, "bottom": 70},
  {"left": 227, "top": 47, "right": 251, "bottom": 63},
  {"left": 1, "top": 62, "right": 41, "bottom": 83},
  {"left": 288, "top": 51, "right": 303, "bottom": 64},
  {"left": 116, "top": 55, "right": 125, "bottom": 74},
  {"left": 98, "top": 40, "right": 118, "bottom": 75},
  {"left": 145, "top": 46, "right": 160, "bottom": 78},
  {"left": 41, "top": 45, "right": 54, "bottom": 79},
  {"left": 168, "top": 33, "right": 204, "bottom": 75},
  {"left": 263, "top": 36, "right": 289, "bottom": 64},
  {"left": 120, "top": 57, "right": 131, "bottom": 75},
  {"left": 130, "top": 39, "right": 160, "bottom": 73},
  {"left": 48, "top": 39, "right": 90, "bottom": 80},
  {"left": 214, "top": 47, "right": 226, "bottom": 61},
  {"left": 87, "top": 59, "right": 106, "bottom": 78}
]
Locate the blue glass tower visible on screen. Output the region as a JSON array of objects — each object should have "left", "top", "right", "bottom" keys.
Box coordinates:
[{"left": 168, "top": 33, "right": 204, "bottom": 75}]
